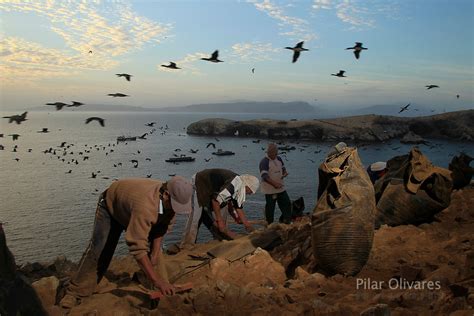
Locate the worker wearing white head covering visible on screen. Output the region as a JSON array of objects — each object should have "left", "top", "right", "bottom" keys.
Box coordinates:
[{"left": 181, "top": 169, "right": 260, "bottom": 245}]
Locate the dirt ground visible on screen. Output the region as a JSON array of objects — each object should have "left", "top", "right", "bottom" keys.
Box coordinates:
[{"left": 7, "top": 185, "right": 474, "bottom": 315}]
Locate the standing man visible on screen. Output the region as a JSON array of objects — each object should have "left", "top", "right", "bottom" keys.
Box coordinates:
[
  {"left": 60, "top": 176, "right": 193, "bottom": 309},
  {"left": 181, "top": 169, "right": 260, "bottom": 245},
  {"left": 259, "top": 143, "right": 292, "bottom": 224}
]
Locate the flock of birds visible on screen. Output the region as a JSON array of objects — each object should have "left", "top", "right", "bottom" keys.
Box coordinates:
[{"left": 1, "top": 39, "right": 464, "bottom": 183}]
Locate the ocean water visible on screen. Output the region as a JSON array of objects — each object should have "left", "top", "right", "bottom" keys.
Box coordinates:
[{"left": 0, "top": 111, "right": 472, "bottom": 264}]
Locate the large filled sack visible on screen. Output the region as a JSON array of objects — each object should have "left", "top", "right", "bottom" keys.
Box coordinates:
[
  {"left": 449, "top": 152, "right": 473, "bottom": 190},
  {"left": 312, "top": 145, "right": 376, "bottom": 276},
  {"left": 374, "top": 147, "right": 453, "bottom": 228}
]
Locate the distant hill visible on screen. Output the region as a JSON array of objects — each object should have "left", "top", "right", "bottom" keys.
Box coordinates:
[
  {"left": 156, "top": 101, "right": 319, "bottom": 113},
  {"left": 29, "top": 104, "right": 150, "bottom": 112}
]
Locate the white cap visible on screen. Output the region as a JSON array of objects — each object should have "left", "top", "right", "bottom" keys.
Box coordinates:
[{"left": 370, "top": 161, "right": 387, "bottom": 172}]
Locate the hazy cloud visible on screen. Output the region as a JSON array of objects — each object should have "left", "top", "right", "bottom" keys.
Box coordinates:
[
  {"left": 230, "top": 42, "right": 280, "bottom": 62},
  {"left": 0, "top": 1, "right": 170, "bottom": 80},
  {"left": 312, "top": 0, "right": 398, "bottom": 29},
  {"left": 247, "top": 0, "right": 316, "bottom": 41}
]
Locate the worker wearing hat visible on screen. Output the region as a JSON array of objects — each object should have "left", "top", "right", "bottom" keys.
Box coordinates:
[
  {"left": 60, "top": 176, "right": 193, "bottom": 309},
  {"left": 367, "top": 161, "right": 388, "bottom": 184}
]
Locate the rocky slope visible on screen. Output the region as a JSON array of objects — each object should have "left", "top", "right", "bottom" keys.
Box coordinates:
[
  {"left": 187, "top": 110, "right": 474, "bottom": 142},
  {"left": 4, "top": 185, "right": 473, "bottom": 315}
]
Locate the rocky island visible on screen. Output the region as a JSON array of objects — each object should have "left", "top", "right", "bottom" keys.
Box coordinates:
[{"left": 187, "top": 110, "right": 474, "bottom": 142}]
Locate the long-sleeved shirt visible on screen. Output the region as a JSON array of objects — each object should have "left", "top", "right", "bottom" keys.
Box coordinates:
[{"left": 105, "top": 178, "right": 168, "bottom": 260}]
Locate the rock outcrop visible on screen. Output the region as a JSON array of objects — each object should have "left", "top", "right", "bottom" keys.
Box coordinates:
[
  {"left": 187, "top": 110, "right": 474, "bottom": 142},
  {"left": 8, "top": 185, "right": 474, "bottom": 315}
]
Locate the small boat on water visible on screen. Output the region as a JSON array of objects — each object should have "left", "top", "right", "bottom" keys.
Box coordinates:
[
  {"left": 165, "top": 156, "right": 195, "bottom": 163},
  {"left": 117, "top": 136, "right": 137, "bottom": 142},
  {"left": 212, "top": 149, "right": 235, "bottom": 156}
]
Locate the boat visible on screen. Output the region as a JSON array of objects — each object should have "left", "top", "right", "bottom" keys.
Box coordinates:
[
  {"left": 165, "top": 156, "right": 195, "bottom": 163},
  {"left": 117, "top": 136, "right": 137, "bottom": 142},
  {"left": 212, "top": 149, "right": 235, "bottom": 156}
]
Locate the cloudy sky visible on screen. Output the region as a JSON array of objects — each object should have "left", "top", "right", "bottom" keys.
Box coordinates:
[{"left": 1, "top": 0, "right": 473, "bottom": 111}]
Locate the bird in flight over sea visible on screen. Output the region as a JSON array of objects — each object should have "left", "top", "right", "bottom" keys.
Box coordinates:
[
  {"left": 201, "top": 50, "right": 223, "bottom": 63},
  {"left": 85, "top": 117, "right": 105, "bottom": 127},
  {"left": 9, "top": 134, "right": 20, "bottom": 141},
  {"left": 425, "top": 85, "right": 439, "bottom": 90},
  {"left": 108, "top": 93, "right": 129, "bottom": 97},
  {"left": 145, "top": 122, "right": 156, "bottom": 127},
  {"left": 456, "top": 94, "right": 460, "bottom": 99},
  {"left": 88, "top": 50, "right": 93, "bottom": 54},
  {"left": 68, "top": 101, "right": 84, "bottom": 107},
  {"left": 116, "top": 73, "right": 132, "bottom": 81},
  {"left": 161, "top": 62, "right": 181, "bottom": 69},
  {"left": 37, "top": 128, "right": 49, "bottom": 133},
  {"left": 331, "top": 70, "right": 346, "bottom": 78},
  {"left": 206, "top": 142, "right": 216, "bottom": 149},
  {"left": 3, "top": 112, "right": 28, "bottom": 124},
  {"left": 285, "top": 41, "right": 308, "bottom": 63},
  {"left": 252, "top": 68, "right": 255, "bottom": 74},
  {"left": 346, "top": 42, "right": 367, "bottom": 59},
  {"left": 46, "top": 102, "right": 68, "bottom": 110},
  {"left": 399, "top": 103, "right": 411, "bottom": 113}
]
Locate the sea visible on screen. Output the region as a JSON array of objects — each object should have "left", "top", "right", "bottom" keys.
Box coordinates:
[{"left": 0, "top": 111, "right": 472, "bottom": 265}]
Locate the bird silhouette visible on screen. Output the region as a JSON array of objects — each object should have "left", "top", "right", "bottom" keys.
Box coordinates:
[
  {"left": 145, "top": 122, "right": 156, "bottom": 127},
  {"left": 425, "top": 85, "right": 439, "bottom": 90},
  {"left": 252, "top": 68, "right": 255, "bottom": 74},
  {"left": 206, "top": 142, "right": 216, "bottom": 149},
  {"left": 146, "top": 174, "right": 152, "bottom": 178},
  {"left": 161, "top": 62, "right": 181, "bottom": 69},
  {"left": 204, "top": 158, "right": 212, "bottom": 162},
  {"left": 346, "top": 42, "right": 367, "bottom": 59},
  {"left": 85, "top": 117, "right": 105, "bottom": 127},
  {"left": 201, "top": 50, "right": 223, "bottom": 63},
  {"left": 456, "top": 94, "right": 460, "bottom": 99},
  {"left": 189, "top": 149, "right": 199, "bottom": 153},
  {"left": 8, "top": 134, "right": 20, "bottom": 141},
  {"left": 138, "top": 133, "right": 148, "bottom": 140},
  {"left": 399, "top": 103, "right": 411, "bottom": 113},
  {"left": 285, "top": 41, "right": 308, "bottom": 63},
  {"left": 3, "top": 112, "right": 28, "bottom": 124},
  {"left": 68, "top": 101, "right": 84, "bottom": 107},
  {"left": 37, "top": 128, "right": 49, "bottom": 133},
  {"left": 331, "top": 70, "right": 346, "bottom": 77},
  {"left": 88, "top": 50, "right": 93, "bottom": 54},
  {"left": 116, "top": 73, "right": 132, "bottom": 81},
  {"left": 107, "top": 93, "right": 129, "bottom": 97},
  {"left": 46, "top": 102, "right": 68, "bottom": 110}
]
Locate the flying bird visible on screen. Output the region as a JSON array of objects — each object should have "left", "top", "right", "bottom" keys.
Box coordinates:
[
  {"left": 145, "top": 122, "right": 156, "bottom": 127},
  {"left": 346, "top": 42, "right": 367, "bottom": 59},
  {"left": 456, "top": 94, "right": 460, "bottom": 99},
  {"left": 252, "top": 68, "right": 255, "bottom": 74},
  {"left": 3, "top": 111, "right": 28, "bottom": 124},
  {"left": 88, "top": 50, "right": 93, "bottom": 54},
  {"left": 37, "top": 128, "right": 49, "bottom": 133},
  {"left": 399, "top": 103, "right": 411, "bottom": 113},
  {"left": 8, "top": 134, "right": 20, "bottom": 141},
  {"left": 201, "top": 50, "right": 223, "bottom": 63},
  {"left": 206, "top": 142, "right": 216, "bottom": 149},
  {"left": 116, "top": 73, "right": 132, "bottom": 81},
  {"left": 161, "top": 62, "right": 181, "bottom": 69},
  {"left": 331, "top": 70, "right": 346, "bottom": 77},
  {"left": 46, "top": 102, "right": 68, "bottom": 110},
  {"left": 285, "top": 41, "right": 308, "bottom": 63},
  {"left": 68, "top": 101, "right": 84, "bottom": 107},
  {"left": 85, "top": 117, "right": 105, "bottom": 127},
  {"left": 425, "top": 85, "right": 439, "bottom": 90},
  {"left": 108, "top": 93, "right": 129, "bottom": 97}
]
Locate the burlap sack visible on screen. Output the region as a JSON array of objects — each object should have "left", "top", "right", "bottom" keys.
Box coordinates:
[
  {"left": 312, "top": 146, "right": 375, "bottom": 276},
  {"left": 374, "top": 147, "right": 453, "bottom": 227}
]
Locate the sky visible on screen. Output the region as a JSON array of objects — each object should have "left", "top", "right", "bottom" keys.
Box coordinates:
[{"left": 0, "top": 0, "right": 473, "bottom": 111}]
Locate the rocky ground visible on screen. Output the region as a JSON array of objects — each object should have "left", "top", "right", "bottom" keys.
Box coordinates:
[
  {"left": 8, "top": 185, "right": 473, "bottom": 315},
  {"left": 186, "top": 110, "right": 474, "bottom": 142}
]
